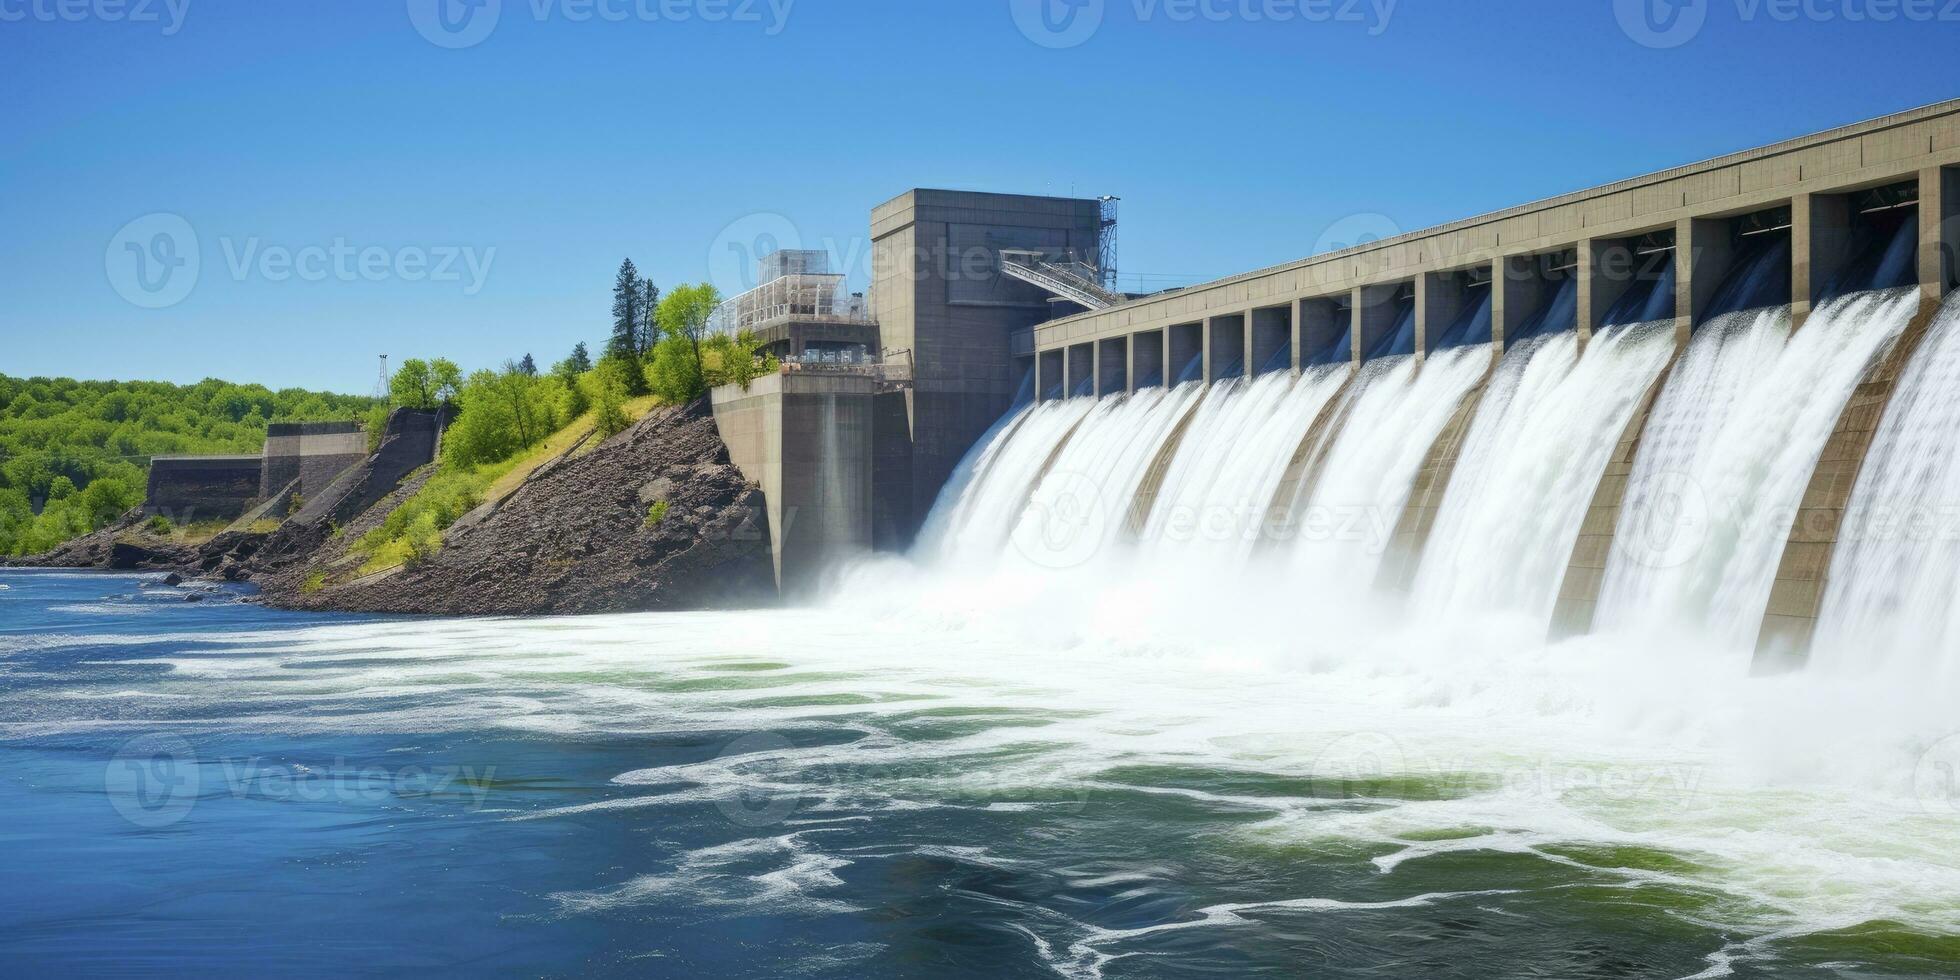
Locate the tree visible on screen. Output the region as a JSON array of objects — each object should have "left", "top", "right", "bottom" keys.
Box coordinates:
[
  {"left": 517, "top": 353, "right": 538, "bottom": 376},
  {"left": 607, "top": 258, "right": 643, "bottom": 362},
  {"left": 567, "top": 341, "right": 592, "bottom": 373},
  {"left": 584, "top": 359, "right": 632, "bottom": 437},
  {"left": 389, "top": 358, "right": 462, "bottom": 410},
  {"left": 637, "top": 279, "right": 660, "bottom": 356},
  {"left": 648, "top": 282, "right": 721, "bottom": 403},
  {"left": 441, "top": 363, "right": 562, "bottom": 468}
]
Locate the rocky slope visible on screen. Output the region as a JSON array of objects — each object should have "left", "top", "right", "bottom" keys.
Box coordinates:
[
  {"left": 9, "top": 399, "right": 778, "bottom": 617},
  {"left": 252, "top": 398, "right": 776, "bottom": 616}
]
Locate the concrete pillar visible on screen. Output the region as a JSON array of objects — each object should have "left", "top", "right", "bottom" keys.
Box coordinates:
[
  {"left": 1125, "top": 333, "right": 1140, "bottom": 394},
  {"left": 1924, "top": 165, "right": 1958, "bottom": 301},
  {"left": 1416, "top": 271, "right": 1465, "bottom": 359},
  {"left": 1793, "top": 192, "right": 1855, "bottom": 327},
  {"left": 1349, "top": 289, "right": 1365, "bottom": 364},
  {"left": 1290, "top": 297, "right": 1305, "bottom": 372},
  {"left": 1678, "top": 216, "right": 1736, "bottom": 346},
  {"left": 1244, "top": 311, "right": 1255, "bottom": 377}
]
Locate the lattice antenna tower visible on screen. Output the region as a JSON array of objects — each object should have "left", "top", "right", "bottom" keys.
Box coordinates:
[
  {"left": 374, "top": 354, "right": 390, "bottom": 403},
  {"left": 1097, "top": 196, "right": 1120, "bottom": 294}
]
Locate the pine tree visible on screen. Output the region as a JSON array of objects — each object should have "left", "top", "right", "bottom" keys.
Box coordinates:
[
  {"left": 636, "top": 279, "right": 661, "bottom": 356},
  {"left": 606, "top": 259, "right": 642, "bottom": 361},
  {"left": 517, "top": 353, "right": 538, "bottom": 376},
  {"left": 568, "top": 341, "right": 592, "bottom": 373}
]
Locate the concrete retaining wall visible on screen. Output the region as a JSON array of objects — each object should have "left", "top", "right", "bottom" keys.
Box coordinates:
[
  {"left": 145, "top": 456, "right": 263, "bottom": 522},
  {"left": 261, "top": 420, "right": 368, "bottom": 500},
  {"left": 712, "top": 373, "right": 876, "bottom": 596}
]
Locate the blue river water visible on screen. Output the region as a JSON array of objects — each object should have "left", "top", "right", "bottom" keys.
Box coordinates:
[{"left": 4, "top": 568, "right": 1959, "bottom": 978}]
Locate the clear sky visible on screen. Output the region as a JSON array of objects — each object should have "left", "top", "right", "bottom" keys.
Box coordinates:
[{"left": 2, "top": 0, "right": 1954, "bottom": 393}]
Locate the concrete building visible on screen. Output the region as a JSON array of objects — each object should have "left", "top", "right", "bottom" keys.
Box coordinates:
[
  {"left": 870, "top": 190, "right": 1106, "bottom": 535},
  {"left": 713, "top": 191, "right": 1110, "bottom": 592}
]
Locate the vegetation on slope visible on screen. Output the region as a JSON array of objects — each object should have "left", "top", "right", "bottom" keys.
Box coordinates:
[{"left": 0, "top": 375, "right": 375, "bottom": 556}]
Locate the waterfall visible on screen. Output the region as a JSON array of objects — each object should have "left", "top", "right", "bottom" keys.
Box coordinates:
[
  {"left": 1812, "top": 291, "right": 1960, "bottom": 677},
  {"left": 1009, "top": 384, "right": 1205, "bottom": 570},
  {"left": 1412, "top": 321, "right": 1677, "bottom": 624},
  {"left": 920, "top": 396, "right": 1098, "bottom": 567},
  {"left": 1284, "top": 346, "right": 1490, "bottom": 590},
  {"left": 1141, "top": 365, "right": 1348, "bottom": 563},
  {"left": 1596, "top": 289, "right": 1919, "bottom": 648}
]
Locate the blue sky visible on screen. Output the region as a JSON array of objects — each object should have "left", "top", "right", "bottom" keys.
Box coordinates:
[{"left": 2, "top": 0, "right": 1954, "bottom": 392}]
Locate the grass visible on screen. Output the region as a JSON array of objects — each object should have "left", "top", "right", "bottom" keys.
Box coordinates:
[
  {"left": 347, "top": 396, "right": 661, "bottom": 577},
  {"left": 300, "top": 569, "right": 328, "bottom": 594},
  {"left": 643, "top": 500, "right": 669, "bottom": 528}
]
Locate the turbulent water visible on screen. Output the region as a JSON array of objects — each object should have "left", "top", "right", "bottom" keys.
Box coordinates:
[
  {"left": 1285, "top": 346, "right": 1490, "bottom": 592},
  {"left": 1413, "top": 320, "right": 1677, "bottom": 625},
  {"left": 1814, "top": 291, "right": 1960, "bottom": 677},
  {"left": 10, "top": 289, "right": 1960, "bottom": 976},
  {"left": 1596, "top": 290, "right": 1918, "bottom": 648}
]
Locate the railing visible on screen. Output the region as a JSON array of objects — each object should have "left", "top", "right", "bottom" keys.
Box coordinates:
[
  {"left": 779, "top": 348, "right": 913, "bottom": 387},
  {"left": 998, "top": 250, "right": 1122, "bottom": 310}
]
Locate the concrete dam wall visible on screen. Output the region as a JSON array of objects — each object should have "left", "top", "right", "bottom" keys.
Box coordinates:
[{"left": 876, "top": 100, "right": 1960, "bottom": 667}]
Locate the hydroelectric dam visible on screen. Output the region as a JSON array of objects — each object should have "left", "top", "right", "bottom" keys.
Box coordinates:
[{"left": 714, "top": 99, "right": 1960, "bottom": 665}]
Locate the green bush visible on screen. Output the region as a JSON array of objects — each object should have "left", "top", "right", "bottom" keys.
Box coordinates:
[
  {"left": 145, "top": 514, "right": 175, "bottom": 535},
  {"left": 644, "top": 500, "right": 669, "bottom": 528}
]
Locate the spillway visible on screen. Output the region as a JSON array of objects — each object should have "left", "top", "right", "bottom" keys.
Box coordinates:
[
  {"left": 1811, "top": 291, "right": 1960, "bottom": 676},
  {"left": 1283, "top": 346, "right": 1490, "bottom": 591},
  {"left": 1141, "top": 366, "right": 1348, "bottom": 564},
  {"left": 1009, "top": 383, "right": 1205, "bottom": 570},
  {"left": 1595, "top": 289, "right": 1919, "bottom": 648},
  {"left": 918, "top": 396, "right": 1098, "bottom": 567},
  {"left": 1412, "top": 320, "right": 1677, "bottom": 624}
]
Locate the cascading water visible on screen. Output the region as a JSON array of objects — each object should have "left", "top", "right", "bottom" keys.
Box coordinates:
[
  {"left": 1811, "top": 290, "right": 1960, "bottom": 676},
  {"left": 1411, "top": 320, "right": 1677, "bottom": 624},
  {"left": 1140, "top": 365, "right": 1348, "bottom": 564},
  {"left": 919, "top": 396, "right": 1098, "bottom": 566},
  {"left": 1595, "top": 289, "right": 1919, "bottom": 648},
  {"left": 1009, "top": 384, "right": 1206, "bottom": 570},
  {"left": 1284, "top": 346, "right": 1490, "bottom": 590}
]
